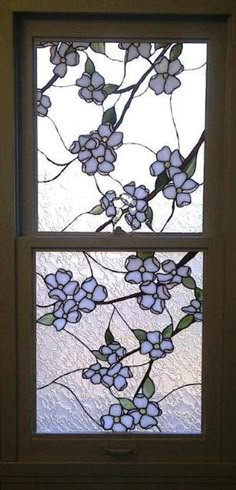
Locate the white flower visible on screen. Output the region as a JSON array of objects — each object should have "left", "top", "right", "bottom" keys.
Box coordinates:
[{"left": 149, "top": 56, "right": 184, "bottom": 95}]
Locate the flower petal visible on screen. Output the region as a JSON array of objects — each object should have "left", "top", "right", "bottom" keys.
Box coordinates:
[
  {"left": 134, "top": 395, "right": 148, "bottom": 409},
  {"left": 53, "top": 63, "right": 67, "bottom": 78},
  {"left": 140, "top": 340, "right": 153, "bottom": 354},
  {"left": 125, "top": 271, "right": 142, "bottom": 284},
  {"left": 91, "top": 71, "right": 105, "bottom": 89},
  {"left": 173, "top": 172, "right": 187, "bottom": 188},
  {"left": 165, "top": 75, "right": 181, "bottom": 94},
  {"left": 157, "top": 146, "right": 171, "bottom": 162},
  {"left": 110, "top": 404, "right": 122, "bottom": 417},
  {"left": 154, "top": 57, "right": 169, "bottom": 74},
  {"left": 92, "top": 285, "right": 107, "bottom": 302},
  {"left": 163, "top": 185, "right": 177, "bottom": 200},
  {"left": 149, "top": 74, "right": 165, "bottom": 95},
  {"left": 78, "top": 297, "right": 95, "bottom": 312},
  {"left": 176, "top": 193, "right": 191, "bottom": 207},
  {"left": 53, "top": 318, "right": 66, "bottom": 331},
  {"left": 168, "top": 59, "right": 183, "bottom": 76},
  {"left": 140, "top": 414, "right": 157, "bottom": 429}
]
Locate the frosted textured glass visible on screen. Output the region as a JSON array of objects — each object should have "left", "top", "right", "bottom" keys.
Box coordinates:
[
  {"left": 36, "top": 41, "right": 206, "bottom": 232},
  {"left": 36, "top": 250, "right": 203, "bottom": 434}
]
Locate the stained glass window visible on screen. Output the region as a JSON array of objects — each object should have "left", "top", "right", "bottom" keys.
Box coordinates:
[
  {"left": 36, "top": 250, "right": 203, "bottom": 434},
  {"left": 37, "top": 41, "right": 206, "bottom": 233}
]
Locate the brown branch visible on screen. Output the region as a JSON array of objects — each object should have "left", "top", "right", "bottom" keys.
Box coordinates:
[
  {"left": 41, "top": 74, "right": 59, "bottom": 94},
  {"left": 114, "top": 44, "right": 171, "bottom": 131},
  {"left": 134, "top": 360, "right": 154, "bottom": 396}
]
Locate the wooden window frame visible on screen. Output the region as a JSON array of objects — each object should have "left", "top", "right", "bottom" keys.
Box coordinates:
[{"left": 0, "top": 0, "right": 236, "bottom": 486}]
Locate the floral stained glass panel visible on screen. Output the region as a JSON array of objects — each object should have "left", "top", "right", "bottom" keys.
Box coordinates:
[
  {"left": 36, "top": 250, "right": 203, "bottom": 434},
  {"left": 37, "top": 41, "right": 207, "bottom": 233}
]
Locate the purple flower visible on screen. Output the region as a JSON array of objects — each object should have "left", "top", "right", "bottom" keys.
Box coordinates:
[
  {"left": 74, "top": 276, "right": 107, "bottom": 313},
  {"left": 123, "top": 181, "right": 149, "bottom": 230},
  {"left": 149, "top": 56, "right": 184, "bottom": 95},
  {"left": 99, "top": 341, "right": 127, "bottom": 365},
  {"left": 71, "top": 42, "right": 90, "bottom": 51},
  {"left": 163, "top": 172, "right": 199, "bottom": 207},
  {"left": 100, "top": 190, "right": 117, "bottom": 217},
  {"left": 118, "top": 42, "right": 152, "bottom": 62},
  {"left": 150, "top": 146, "right": 183, "bottom": 179},
  {"left": 53, "top": 299, "right": 81, "bottom": 331},
  {"left": 50, "top": 42, "right": 80, "bottom": 78},
  {"left": 129, "top": 395, "right": 162, "bottom": 428},
  {"left": 82, "top": 143, "right": 116, "bottom": 176},
  {"left": 92, "top": 123, "right": 123, "bottom": 150},
  {"left": 138, "top": 282, "right": 171, "bottom": 314},
  {"left": 182, "top": 299, "right": 203, "bottom": 321},
  {"left": 69, "top": 134, "right": 99, "bottom": 162},
  {"left": 82, "top": 362, "right": 108, "bottom": 385},
  {"left": 102, "top": 362, "right": 133, "bottom": 391},
  {"left": 37, "top": 90, "right": 51, "bottom": 117},
  {"left": 101, "top": 404, "right": 135, "bottom": 432},
  {"left": 76, "top": 72, "right": 107, "bottom": 105},
  {"left": 157, "top": 259, "right": 191, "bottom": 286},
  {"left": 125, "top": 255, "right": 160, "bottom": 284},
  {"left": 140, "top": 331, "right": 174, "bottom": 360},
  {"left": 45, "top": 268, "right": 79, "bottom": 302}
]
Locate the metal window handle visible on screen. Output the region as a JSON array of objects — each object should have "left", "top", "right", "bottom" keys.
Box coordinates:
[{"left": 105, "top": 447, "right": 135, "bottom": 456}]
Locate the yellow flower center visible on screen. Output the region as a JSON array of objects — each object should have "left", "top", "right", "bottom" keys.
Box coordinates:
[
  {"left": 154, "top": 343, "right": 160, "bottom": 349},
  {"left": 176, "top": 187, "right": 182, "bottom": 194},
  {"left": 153, "top": 293, "right": 158, "bottom": 299},
  {"left": 114, "top": 416, "right": 120, "bottom": 423},
  {"left": 139, "top": 266, "right": 145, "bottom": 272},
  {"left": 88, "top": 84, "right": 94, "bottom": 91},
  {"left": 102, "top": 136, "right": 108, "bottom": 142},
  {"left": 165, "top": 161, "right": 171, "bottom": 169},
  {"left": 163, "top": 73, "right": 168, "bottom": 79},
  {"left": 97, "top": 156, "right": 104, "bottom": 163},
  {"left": 61, "top": 57, "right": 66, "bottom": 63},
  {"left": 87, "top": 293, "right": 92, "bottom": 299},
  {"left": 140, "top": 408, "right": 146, "bottom": 415}
]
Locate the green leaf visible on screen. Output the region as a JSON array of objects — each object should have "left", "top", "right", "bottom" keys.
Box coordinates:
[
  {"left": 85, "top": 57, "right": 95, "bottom": 75},
  {"left": 37, "top": 313, "right": 55, "bottom": 326},
  {"left": 182, "top": 153, "right": 197, "bottom": 178},
  {"left": 132, "top": 329, "right": 147, "bottom": 342},
  {"left": 143, "top": 376, "right": 155, "bottom": 399},
  {"left": 102, "top": 107, "right": 117, "bottom": 125},
  {"left": 90, "top": 42, "right": 105, "bottom": 54},
  {"left": 89, "top": 204, "right": 104, "bottom": 215},
  {"left": 175, "top": 314, "right": 194, "bottom": 333},
  {"left": 195, "top": 287, "right": 203, "bottom": 302},
  {"left": 154, "top": 172, "right": 169, "bottom": 193},
  {"left": 105, "top": 327, "right": 114, "bottom": 345},
  {"left": 119, "top": 398, "right": 135, "bottom": 410},
  {"left": 155, "top": 42, "right": 169, "bottom": 50},
  {"left": 137, "top": 250, "right": 155, "bottom": 260},
  {"left": 162, "top": 324, "right": 173, "bottom": 339},
  {"left": 103, "top": 84, "right": 119, "bottom": 95},
  {"left": 92, "top": 350, "right": 108, "bottom": 362},
  {"left": 145, "top": 206, "right": 153, "bottom": 231},
  {"left": 182, "top": 276, "right": 196, "bottom": 290},
  {"left": 169, "top": 43, "right": 183, "bottom": 61}
]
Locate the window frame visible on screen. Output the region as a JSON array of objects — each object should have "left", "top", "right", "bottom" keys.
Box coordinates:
[{"left": 0, "top": 0, "right": 236, "bottom": 482}]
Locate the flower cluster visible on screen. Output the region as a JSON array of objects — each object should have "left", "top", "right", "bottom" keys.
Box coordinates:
[
  {"left": 122, "top": 182, "right": 149, "bottom": 230},
  {"left": 101, "top": 395, "right": 162, "bottom": 432},
  {"left": 70, "top": 123, "right": 123, "bottom": 176},
  {"left": 45, "top": 269, "right": 107, "bottom": 330},
  {"left": 82, "top": 361, "right": 132, "bottom": 391},
  {"left": 124, "top": 254, "right": 192, "bottom": 315}
]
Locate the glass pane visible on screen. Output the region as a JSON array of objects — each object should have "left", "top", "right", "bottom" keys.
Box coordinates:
[
  {"left": 36, "top": 250, "right": 203, "bottom": 434},
  {"left": 36, "top": 41, "right": 206, "bottom": 233}
]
